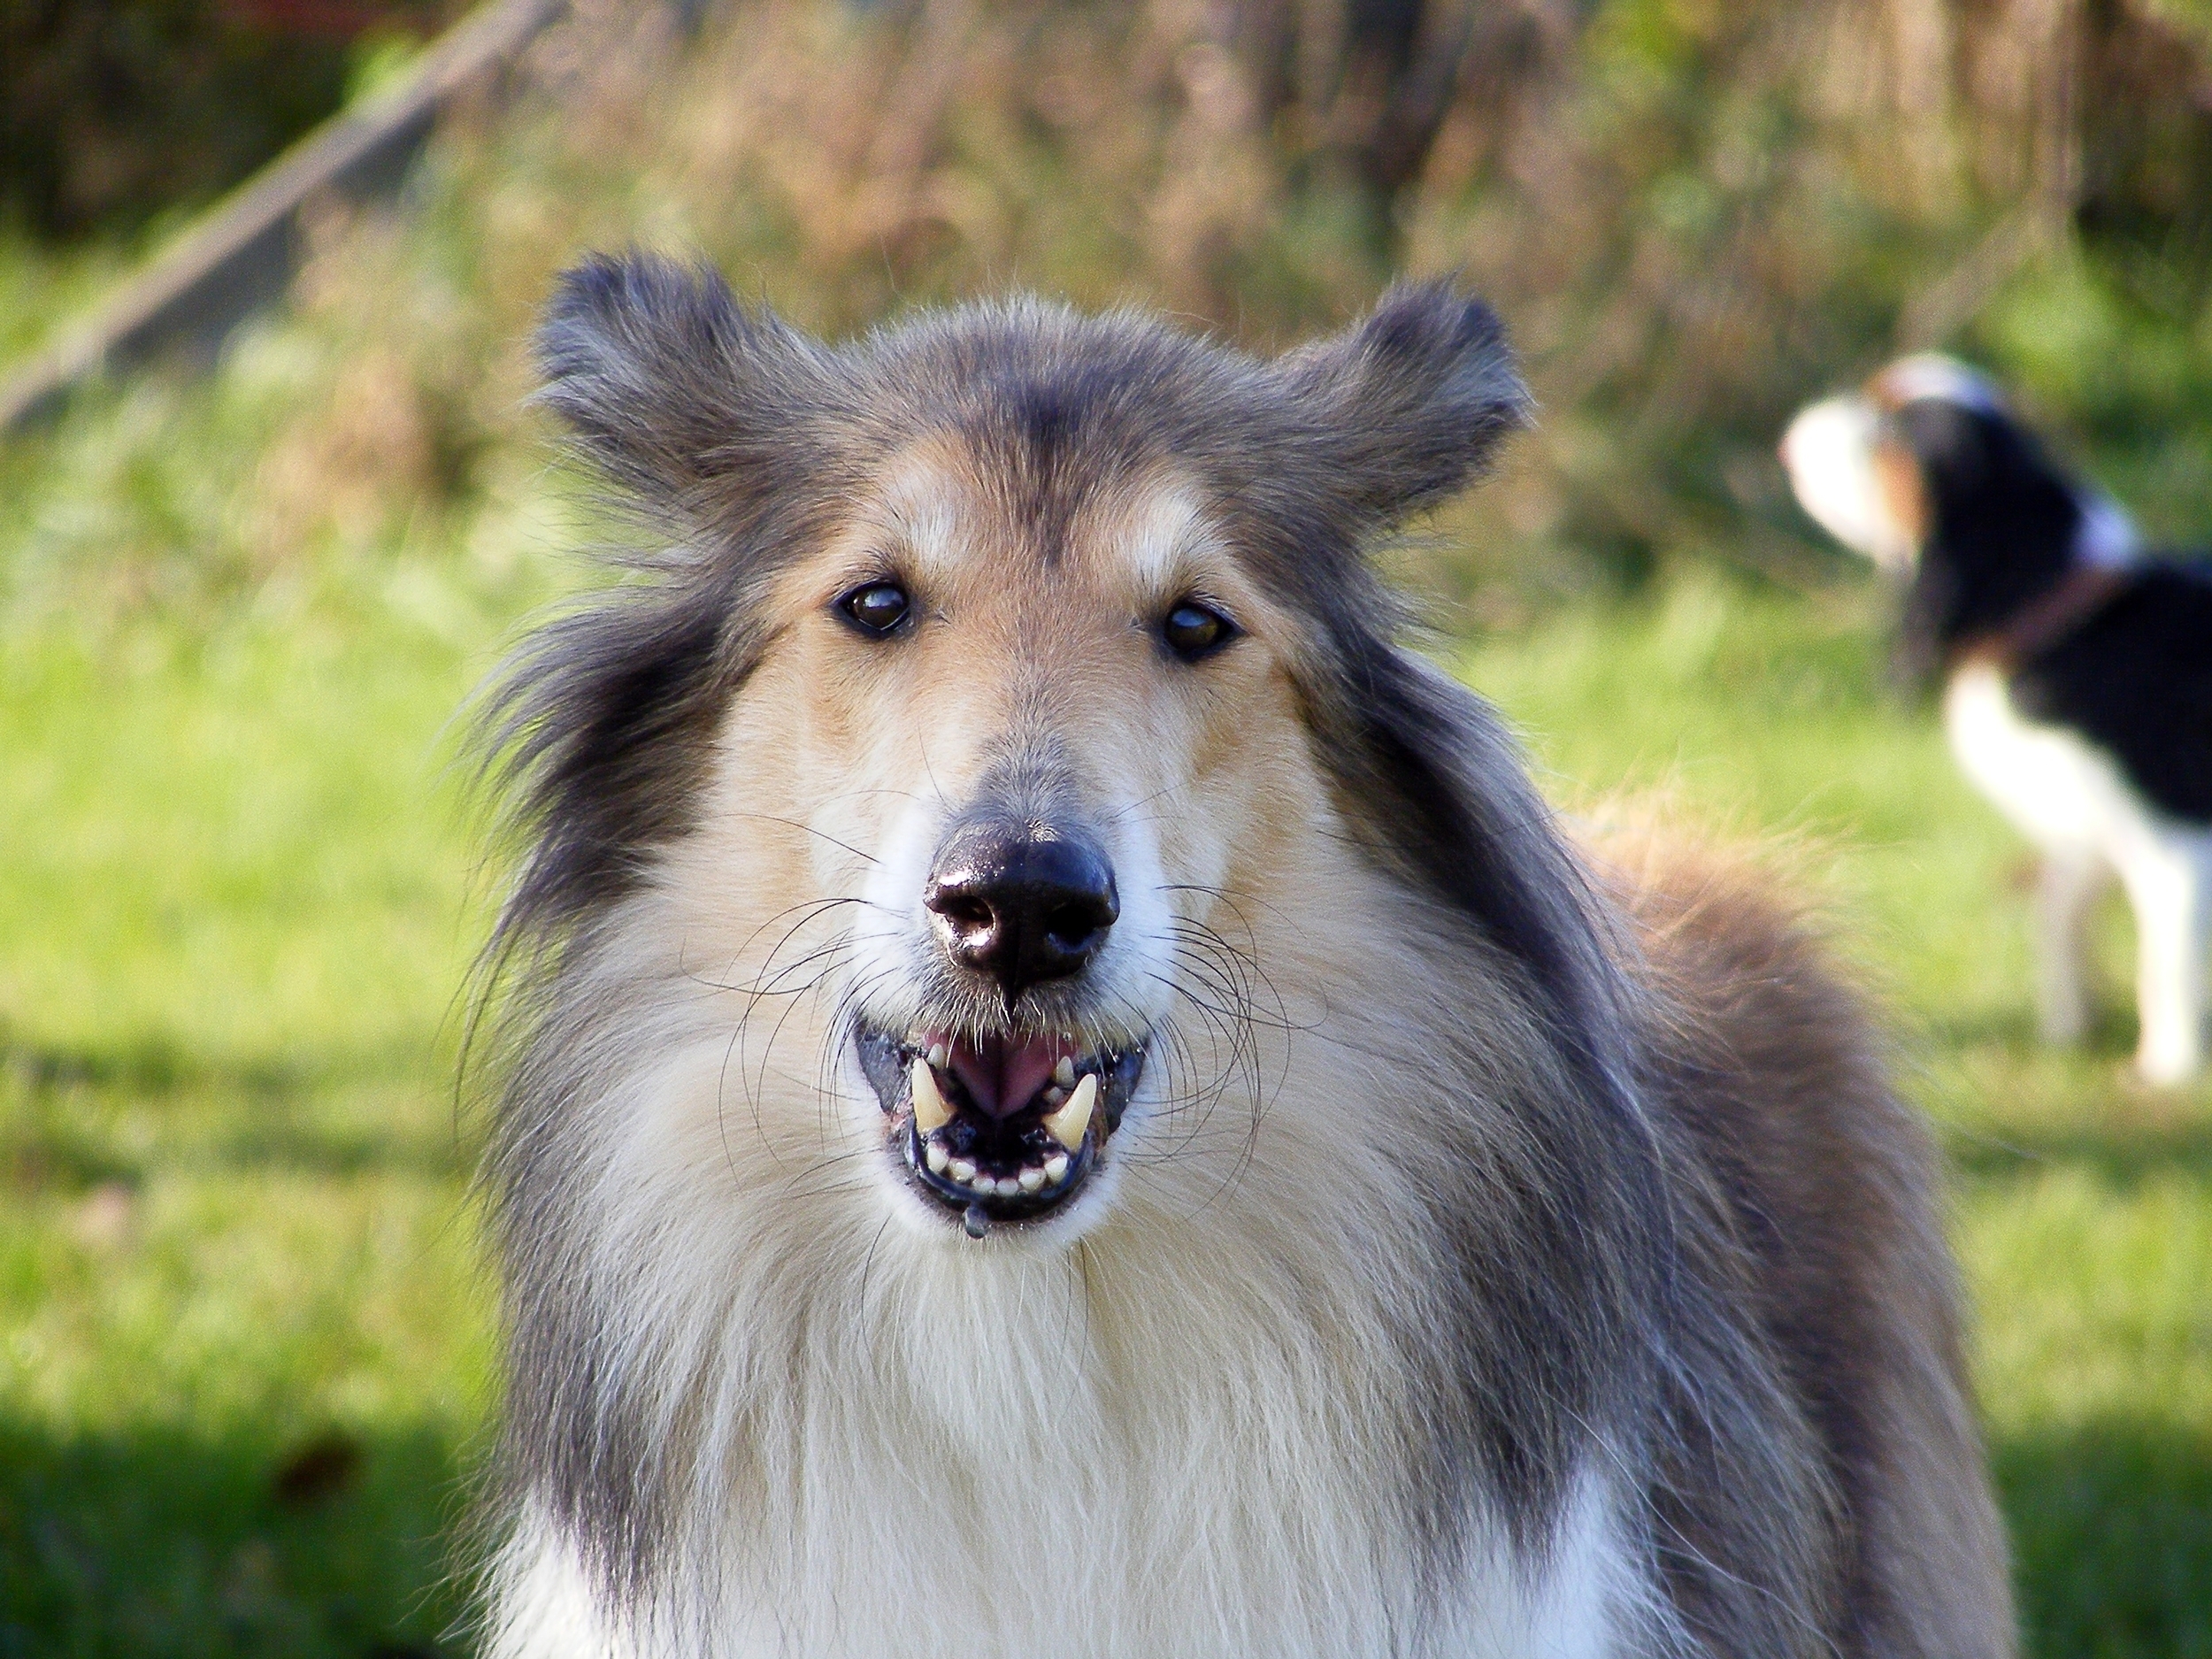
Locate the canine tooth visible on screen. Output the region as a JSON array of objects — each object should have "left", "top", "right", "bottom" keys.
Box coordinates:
[
  {"left": 926, "top": 1042, "right": 949, "bottom": 1070},
  {"left": 1043, "top": 1152, "right": 1070, "bottom": 1182},
  {"left": 1042, "top": 1073, "right": 1095, "bottom": 1151},
  {"left": 949, "top": 1157, "right": 977, "bottom": 1183},
  {"left": 1053, "top": 1056, "right": 1076, "bottom": 1088},
  {"left": 910, "top": 1059, "right": 952, "bottom": 1133},
  {"left": 1018, "top": 1167, "right": 1046, "bottom": 1193},
  {"left": 995, "top": 1176, "right": 1022, "bottom": 1197},
  {"left": 926, "top": 1141, "right": 950, "bottom": 1174}
]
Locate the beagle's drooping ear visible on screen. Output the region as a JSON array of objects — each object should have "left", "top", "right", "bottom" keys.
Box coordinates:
[
  {"left": 534, "top": 250, "right": 843, "bottom": 538},
  {"left": 1275, "top": 280, "right": 1532, "bottom": 530}
]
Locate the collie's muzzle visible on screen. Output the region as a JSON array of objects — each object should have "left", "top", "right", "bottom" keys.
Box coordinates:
[{"left": 857, "top": 811, "right": 1145, "bottom": 1238}]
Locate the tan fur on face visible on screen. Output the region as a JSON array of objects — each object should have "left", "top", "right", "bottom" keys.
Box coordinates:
[{"left": 694, "top": 441, "right": 1328, "bottom": 1072}]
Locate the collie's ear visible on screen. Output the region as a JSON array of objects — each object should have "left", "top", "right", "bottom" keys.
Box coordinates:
[
  {"left": 534, "top": 251, "right": 836, "bottom": 530},
  {"left": 1277, "top": 280, "right": 1531, "bottom": 527}
]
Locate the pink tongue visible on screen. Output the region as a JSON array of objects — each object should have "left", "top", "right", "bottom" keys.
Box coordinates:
[{"left": 947, "top": 1033, "right": 1066, "bottom": 1120}]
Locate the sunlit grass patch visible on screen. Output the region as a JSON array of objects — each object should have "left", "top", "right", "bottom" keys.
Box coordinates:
[{"left": 0, "top": 585, "right": 505, "bottom": 1657}]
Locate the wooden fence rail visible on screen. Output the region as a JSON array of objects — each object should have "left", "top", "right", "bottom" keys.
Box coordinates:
[{"left": 0, "top": 0, "right": 568, "bottom": 435}]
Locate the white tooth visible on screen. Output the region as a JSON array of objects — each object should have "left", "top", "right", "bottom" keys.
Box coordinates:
[
  {"left": 1018, "top": 1166, "right": 1046, "bottom": 1193},
  {"left": 1053, "top": 1056, "right": 1076, "bottom": 1088},
  {"left": 949, "top": 1157, "right": 977, "bottom": 1183},
  {"left": 910, "top": 1059, "right": 952, "bottom": 1133},
  {"left": 1041, "top": 1086, "right": 1066, "bottom": 1107},
  {"left": 926, "top": 1042, "right": 949, "bottom": 1070},
  {"left": 926, "top": 1141, "right": 950, "bottom": 1174},
  {"left": 971, "top": 1172, "right": 998, "bottom": 1194},
  {"left": 1041, "top": 1073, "right": 1095, "bottom": 1151},
  {"left": 995, "top": 1176, "right": 1022, "bottom": 1197},
  {"left": 1043, "top": 1152, "right": 1070, "bottom": 1183}
]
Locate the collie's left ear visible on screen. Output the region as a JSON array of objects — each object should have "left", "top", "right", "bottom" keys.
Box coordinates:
[{"left": 1276, "top": 280, "right": 1531, "bottom": 527}]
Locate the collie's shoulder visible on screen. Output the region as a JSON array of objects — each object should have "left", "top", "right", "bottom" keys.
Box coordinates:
[
  {"left": 1581, "top": 809, "right": 1865, "bottom": 1033},
  {"left": 1578, "top": 807, "right": 1936, "bottom": 1199}
]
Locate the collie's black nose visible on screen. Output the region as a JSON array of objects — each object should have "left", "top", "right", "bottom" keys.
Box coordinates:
[{"left": 925, "top": 823, "right": 1119, "bottom": 1004}]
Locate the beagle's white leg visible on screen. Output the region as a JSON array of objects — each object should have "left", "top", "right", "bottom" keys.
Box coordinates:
[
  {"left": 2033, "top": 852, "right": 2108, "bottom": 1047},
  {"left": 2119, "top": 832, "right": 2211, "bottom": 1086}
]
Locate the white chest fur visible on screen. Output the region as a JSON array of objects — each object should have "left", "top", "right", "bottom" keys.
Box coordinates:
[
  {"left": 487, "top": 1287, "right": 1639, "bottom": 1659},
  {"left": 491, "top": 1471, "right": 1634, "bottom": 1659}
]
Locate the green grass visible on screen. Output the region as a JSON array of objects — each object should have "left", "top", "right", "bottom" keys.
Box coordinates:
[
  {"left": 2, "top": 565, "right": 2207, "bottom": 1655},
  {"left": 0, "top": 571, "right": 510, "bottom": 1657}
]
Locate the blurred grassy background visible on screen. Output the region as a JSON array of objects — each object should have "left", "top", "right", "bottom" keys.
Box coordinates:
[{"left": 3, "top": 0, "right": 2210, "bottom": 1653}]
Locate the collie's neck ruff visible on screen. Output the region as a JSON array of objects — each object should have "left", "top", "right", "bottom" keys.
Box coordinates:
[{"left": 476, "top": 261, "right": 2008, "bottom": 1658}]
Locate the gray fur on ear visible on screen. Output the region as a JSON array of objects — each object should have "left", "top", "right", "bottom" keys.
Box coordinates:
[
  {"left": 534, "top": 251, "right": 840, "bottom": 532},
  {"left": 1278, "top": 280, "right": 1531, "bottom": 527}
]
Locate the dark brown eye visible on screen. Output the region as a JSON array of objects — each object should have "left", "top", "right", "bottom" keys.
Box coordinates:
[
  {"left": 1161, "top": 599, "right": 1236, "bottom": 661},
  {"left": 838, "top": 580, "right": 911, "bottom": 637}
]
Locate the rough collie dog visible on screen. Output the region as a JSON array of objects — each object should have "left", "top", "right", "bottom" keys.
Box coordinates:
[
  {"left": 476, "top": 255, "right": 2013, "bottom": 1657},
  {"left": 1783, "top": 356, "right": 2212, "bottom": 1084}
]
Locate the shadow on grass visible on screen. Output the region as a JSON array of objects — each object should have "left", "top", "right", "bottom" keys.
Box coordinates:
[
  {"left": 3, "top": 1031, "right": 454, "bottom": 1105},
  {"left": 3, "top": 1116, "right": 467, "bottom": 1193},
  {"left": 1947, "top": 1116, "right": 2212, "bottom": 1188},
  {"left": 1999, "top": 1418, "right": 2212, "bottom": 1659},
  {"left": 1924, "top": 1002, "right": 2143, "bottom": 1062},
  {"left": 4, "top": 1033, "right": 311, "bottom": 1100},
  {"left": 4, "top": 1121, "right": 467, "bottom": 1193},
  {"left": 0, "top": 1417, "right": 477, "bottom": 1659},
  {"left": 3, "top": 1033, "right": 469, "bottom": 1193}
]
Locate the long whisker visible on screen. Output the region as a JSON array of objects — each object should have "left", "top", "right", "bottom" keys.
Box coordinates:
[{"left": 723, "top": 811, "right": 882, "bottom": 867}]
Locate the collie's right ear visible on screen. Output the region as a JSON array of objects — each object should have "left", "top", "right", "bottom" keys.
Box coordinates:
[{"left": 534, "top": 251, "right": 837, "bottom": 533}]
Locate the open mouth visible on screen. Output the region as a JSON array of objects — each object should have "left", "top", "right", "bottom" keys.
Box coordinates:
[{"left": 855, "top": 1022, "right": 1144, "bottom": 1237}]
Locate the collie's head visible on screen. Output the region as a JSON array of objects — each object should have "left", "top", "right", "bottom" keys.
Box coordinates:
[{"left": 484, "top": 254, "right": 1669, "bottom": 1248}]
